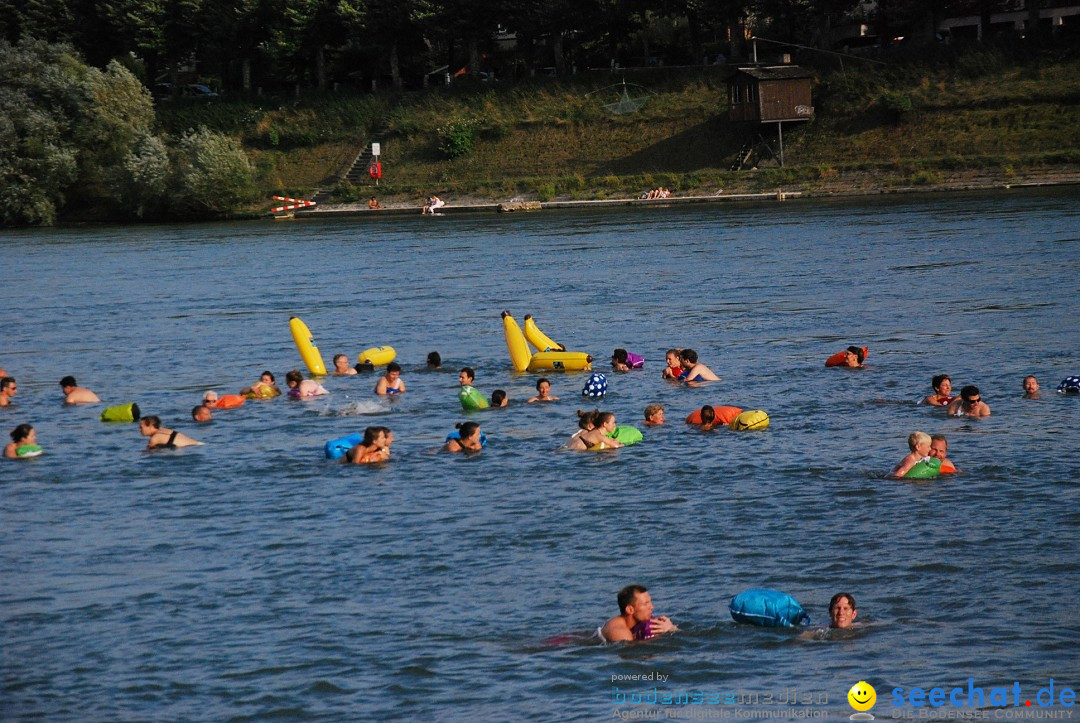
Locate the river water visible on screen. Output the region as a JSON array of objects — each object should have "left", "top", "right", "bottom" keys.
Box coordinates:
[{"left": 2, "top": 190, "right": 1078, "bottom": 720}]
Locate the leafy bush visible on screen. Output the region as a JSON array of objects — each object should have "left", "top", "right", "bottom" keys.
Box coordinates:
[
  {"left": 536, "top": 183, "right": 556, "bottom": 201},
  {"left": 170, "top": 127, "right": 255, "bottom": 214},
  {"left": 878, "top": 91, "right": 913, "bottom": 123},
  {"left": 437, "top": 118, "right": 477, "bottom": 159}
]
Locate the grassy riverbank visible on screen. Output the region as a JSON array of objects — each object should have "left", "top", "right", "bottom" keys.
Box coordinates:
[{"left": 157, "top": 45, "right": 1080, "bottom": 209}]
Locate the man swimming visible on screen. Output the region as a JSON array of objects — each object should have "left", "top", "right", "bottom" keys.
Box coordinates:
[
  {"left": 829, "top": 592, "right": 858, "bottom": 629},
  {"left": 59, "top": 376, "right": 100, "bottom": 404},
  {"left": 929, "top": 434, "right": 958, "bottom": 473},
  {"left": 1022, "top": 375, "right": 1040, "bottom": 399},
  {"left": 333, "top": 354, "right": 358, "bottom": 375},
  {"left": 191, "top": 405, "right": 212, "bottom": 423},
  {"left": 947, "top": 386, "right": 991, "bottom": 417},
  {"left": 527, "top": 378, "right": 558, "bottom": 403},
  {"left": 598, "top": 585, "right": 678, "bottom": 642},
  {"left": 0, "top": 377, "right": 16, "bottom": 407},
  {"left": 679, "top": 349, "right": 720, "bottom": 382},
  {"left": 375, "top": 362, "right": 406, "bottom": 395}
]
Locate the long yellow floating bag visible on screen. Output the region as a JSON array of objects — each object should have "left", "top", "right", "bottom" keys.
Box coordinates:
[
  {"left": 527, "top": 351, "right": 593, "bottom": 372},
  {"left": 501, "top": 311, "right": 532, "bottom": 372},
  {"left": 289, "top": 316, "right": 327, "bottom": 376}
]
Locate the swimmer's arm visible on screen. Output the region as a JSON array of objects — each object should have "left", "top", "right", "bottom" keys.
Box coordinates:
[
  {"left": 601, "top": 619, "right": 633, "bottom": 642},
  {"left": 892, "top": 453, "right": 918, "bottom": 477},
  {"left": 527, "top": 396, "right": 539, "bottom": 403},
  {"left": 3, "top": 443, "right": 16, "bottom": 458},
  {"left": 374, "top": 379, "right": 388, "bottom": 395}
]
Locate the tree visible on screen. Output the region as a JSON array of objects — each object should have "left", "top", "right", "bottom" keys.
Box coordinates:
[{"left": 170, "top": 127, "right": 254, "bottom": 215}]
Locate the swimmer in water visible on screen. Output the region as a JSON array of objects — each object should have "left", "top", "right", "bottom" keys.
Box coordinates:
[
  {"left": 333, "top": 354, "right": 358, "bottom": 376},
  {"left": 427, "top": 352, "right": 442, "bottom": 369},
  {"left": 892, "top": 431, "right": 932, "bottom": 477},
  {"left": 679, "top": 349, "right": 720, "bottom": 382},
  {"left": 458, "top": 367, "right": 476, "bottom": 387},
  {"left": 527, "top": 378, "right": 559, "bottom": 403},
  {"left": 139, "top": 415, "right": 202, "bottom": 449},
  {"left": 345, "top": 426, "right": 387, "bottom": 463},
  {"left": 4, "top": 423, "right": 40, "bottom": 458},
  {"left": 929, "top": 434, "right": 958, "bottom": 473},
  {"left": 643, "top": 403, "right": 665, "bottom": 426},
  {"left": 922, "top": 374, "right": 954, "bottom": 406},
  {"left": 0, "top": 377, "right": 16, "bottom": 407},
  {"left": 191, "top": 405, "right": 212, "bottom": 423},
  {"left": 567, "top": 411, "right": 623, "bottom": 450},
  {"left": 829, "top": 592, "right": 858, "bottom": 629},
  {"left": 1022, "top": 375, "right": 1040, "bottom": 399},
  {"left": 59, "top": 375, "right": 100, "bottom": 404},
  {"left": 661, "top": 349, "right": 683, "bottom": 380},
  {"left": 839, "top": 346, "right": 866, "bottom": 368},
  {"left": 491, "top": 389, "right": 508, "bottom": 407},
  {"left": 241, "top": 371, "right": 281, "bottom": 398},
  {"left": 947, "top": 385, "right": 990, "bottom": 418},
  {"left": 445, "top": 421, "right": 483, "bottom": 453},
  {"left": 374, "top": 362, "right": 405, "bottom": 396},
  {"left": 286, "top": 370, "right": 328, "bottom": 398},
  {"left": 692, "top": 405, "right": 719, "bottom": 430},
  {"left": 598, "top": 585, "right": 677, "bottom": 643}
]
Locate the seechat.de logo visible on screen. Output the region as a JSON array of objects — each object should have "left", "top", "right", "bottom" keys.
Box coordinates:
[{"left": 848, "top": 681, "right": 877, "bottom": 720}]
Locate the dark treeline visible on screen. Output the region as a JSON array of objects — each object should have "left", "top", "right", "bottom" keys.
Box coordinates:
[{"left": 0, "top": 0, "right": 1051, "bottom": 93}]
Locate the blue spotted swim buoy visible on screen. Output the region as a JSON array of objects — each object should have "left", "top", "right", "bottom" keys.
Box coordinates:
[
  {"left": 1057, "top": 376, "right": 1080, "bottom": 394},
  {"left": 582, "top": 372, "right": 607, "bottom": 398}
]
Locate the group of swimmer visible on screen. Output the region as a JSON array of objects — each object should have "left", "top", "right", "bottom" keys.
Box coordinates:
[
  {"left": 3, "top": 354, "right": 1076, "bottom": 464},
  {"left": 596, "top": 585, "right": 859, "bottom": 643}
]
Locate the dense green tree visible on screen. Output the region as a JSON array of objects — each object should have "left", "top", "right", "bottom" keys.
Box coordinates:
[{"left": 170, "top": 127, "right": 255, "bottom": 215}]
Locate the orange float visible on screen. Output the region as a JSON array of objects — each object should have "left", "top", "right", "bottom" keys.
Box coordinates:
[
  {"left": 214, "top": 394, "right": 245, "bottom": 409},
  {"left": 685, "top": 405, "right": 743, "bottom": 426},
  {"left": 825, "top": 346, "right": 868, "bottom": 367}
]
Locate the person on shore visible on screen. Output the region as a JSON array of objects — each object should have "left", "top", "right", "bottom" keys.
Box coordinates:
[
  {"left": 491, "top": 389, "right": 508, "bottom": 407},
  {"left": 1022, "top": 375, "right": 1040, "bottom": 398},
  {"left": 929, "top": 434, "right": 958, "bottom": 474},
  {"left": 333, "top": 354, "right": 358, "bottom": 375},
  {"left": 139, "top": 415, "right": 202, "bottom": 450},
  {"left": 286, "top": 370, "right": 328, "bottom": 398},
  {"left": 59, "top": 376, "right": 100, "bottom": 404},
  {"left": 948, "top": 385, "right": 991, "bottom": 417},
  {"left": 643, "top": 404, "right": 665, "bottom": 426},
  {"left": 368, "top": 196, "right": 382, "bottom": 210},
  {"left": 922, "top": 374, "right": 954, "bottom": 406},
  {"left": 427, "top": 352, "right": 442, "bottom": 369},
  {"left": 567, "top": 411, "right": 623, "bottom": 450},
  {"left": 191, "top": 405, "right": 212, "bottom": 423},
  {"left": 445, "top": 421, "right": 483, "bottom": 453},
  {"left": 527, "top": 378, "right": 559, "bottom": 403},
  {"left": 598, "top": 585, "right": 678, "bottom": 643},
  {"left": 829, "top": 592, "right": 858, "bottom": 629},
  {"left": 662, "top": 349, "right": 683, "bottom": 380},
  {"left": 679, "top": 349, "right": 720, "bottom": 382},
  {"left": 241, "top": 371, "right": 281, "bottom": 399},
  {"left": 374, "top": 362, "right": 406, "bottom": 396},
  {"left": 422, "top": 195, "right": 445, "bottom": 214},
  {"left": 345, "top": 426, "right": 387, "bottom": 464},
  {"left": 892, "top": 431, "right": 933, "bottom": 477},
  {"left": 0, "top": 377, "right": 16, "bottom": 407},
  {"left": 4, "top": 423, "right": 42, "bottom": 458}
]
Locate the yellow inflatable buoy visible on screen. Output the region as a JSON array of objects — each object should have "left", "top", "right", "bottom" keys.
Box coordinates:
[
  {"left": 729, "top": 410, "right": 770, "bottom": 431},
  {"left": 289, "top": 316, "right": 327, "bottom": 376},
  {"left": 358, "top": 346, "right": 396, "bottom": 366},
  {"left": 527, "top": 350, "right": 593, "bottom": 372},
  {"left": 502, "top": 311, "right": 532, "bottom": 372},
  {"left": 523, "top": 315, "right": 565, "bottom": 352}
]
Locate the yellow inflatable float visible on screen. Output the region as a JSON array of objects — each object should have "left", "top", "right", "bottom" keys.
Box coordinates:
[
  {"left": 523, "top": 315, "right": 565, "bottom": 352},
  {"left": 289, "top": 316, "right": 326, "bottom": 376},
  {"left": 358, "top": 346, "right": 396, "bottom": 366},
  {"left": 528, "top": 351, "right": 592, "bottom": 372},
  {"left": 502, "top": 311, "right": 532, "bottom": 372}
]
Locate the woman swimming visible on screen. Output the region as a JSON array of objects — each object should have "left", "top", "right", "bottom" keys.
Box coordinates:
[{"left": 445, "top": 421, "right": 483, "bottom": 453}]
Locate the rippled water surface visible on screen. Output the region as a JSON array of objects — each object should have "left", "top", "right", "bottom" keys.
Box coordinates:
[{"left": 2, "top": 190, "right": 1079, "bottom": 720}]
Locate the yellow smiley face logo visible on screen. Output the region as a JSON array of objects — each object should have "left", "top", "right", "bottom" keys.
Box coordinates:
[{"left": 848, "top": 681, "right": 877, "bottom": 711}]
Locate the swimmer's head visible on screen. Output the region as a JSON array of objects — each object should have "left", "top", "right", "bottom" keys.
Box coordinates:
[
  {"left": 644, "top": 403, "right": 664, "bottom": 424},
  {"left": 192, "top": 405, "right": 212, "bottom": 422},
  {"left": 260, "top": 370, "right": 275, "bottom": 383},
  {"left": 665, "top": 349, "right": 681, "bottom": 367},
  {"left": 455, "top": 420, "right": 481, "bottom": 443},
  {"left": 459, "top": 367, "right": 475, "bottom": 385},
  {"left": 203, "top": 390, "right": 219, "bottom": 404},
  {"left": 59, "top": 375, "right": 77, "bottom": 390},
  {"left": 333, "top": 354, "right": 349, "bottom": 369},
  {"left": 846, "top": 346, "right": 866, "bottom": 364},
  {"left": 427, "top": 352, "right": 442, "bottom": 368},
  {"left": 679, "top": 349, "right": 698, "bottom": 365},
  {"left": 139, "top": 415, "right": 162, "bottom": 433},
  {"left": 491, "top": 389, "right": 507, "bottom": 407},
  {"left": 612, "top": 348, "right": 628, "bottom": 364},
  {"left": 932, "top": 374, "right": 951, "bottom": 394},
  {"left": 829, "top": 592, "right": 857, "bottom": 628},
  {"left": 700, "top": 405, "right": 716, "bottom": 425},
  {"left": 10, "top": 423, "right": 34, "bottom": 443},
  {"left": 596, "top": 412, "right": 616, "bottom": 430},
  {"left": 536, "top": 378, "right": 551, "bottom": 394},
  {"left": 385, "top": 362, "right": 401, "bottom": 379},
  {"left": 907, "top": 431, "right": 931, "bottom": 453},
  {"left": 577, "top": 409, "right": 600, "bottom": 430},
  {"left": 1023, "top": 375, "right": 1039, "bottom": 394},
  {"left": 617, "top": 584, "right": 653, "bottom": 620},
  {"left": 285, "top": 370, "right": 304, "bottom": 388},
  {"left": 362, "top": 426, "right": 385, "bottom": 446},
  {"left": 929, "top": 434, "right": 948, "bottom": 460}
]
